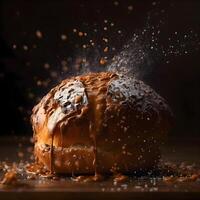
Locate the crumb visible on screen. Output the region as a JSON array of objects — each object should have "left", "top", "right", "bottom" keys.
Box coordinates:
[
  {"left": 82, "top": 44, "right": 87, "bottom": 49},
  {"left": 13, "top": 44, "right": 17, "bottom": 49},
  {"left": 190, "top": 174, "right": 199, "bottom": 181},
  {"left": 23, "top": 45, "right": 28, "bottom": 51},
  {"left": 104, "top": 47, "right": 109, "bottom": 52},
  {"left": 113, "top": 174, "right": 128, "bottom": 184},
  {"left": 61, "top": 34, "right": 67, "bottom": 40},
  {"left": 114, "top": 1, "right": 119, "bottom": 6},
  {"left": 128, "top": 5, "right": 133, "bottom": 11},
  {"left": 36, "top": 80, "right": 43, "bottom": 86},
  {"left": 27, "top": 174, "right": 36, "bottom": 180},
  {"left": 1, "top": 171, "right": 17, "bottom": 185},
  {"left": 99, "top": 58, "right": 107, "bottom": 65},
  {"left": 18, "top": 152, "right": 24, "bottom": 158},
  {"left": 44, "top": 63, "right": 50, "bottom": 69},
  {"left": 35, "top": 30, "right": 43, "bottom": 39},
  {"left": 103, "top": 38, "right": 108, "bottom": 43},
  {"left": 78, "top": 32, "right": 84, "bottom": 37},
  {"left": 73, "top": 29, "right": 77, "bottom": 33},
  {"left": 163, "top": 176, "right": 175, "bottom": 183}
]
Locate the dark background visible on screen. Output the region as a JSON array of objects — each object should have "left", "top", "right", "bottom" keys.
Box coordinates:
[{"left": 0, "top": 0, "right": 200, "bottom": 139}]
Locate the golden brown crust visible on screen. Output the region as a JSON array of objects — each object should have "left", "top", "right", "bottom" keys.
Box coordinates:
[{"left": 31, "top": 72, "right": 172, "bottom": 174}]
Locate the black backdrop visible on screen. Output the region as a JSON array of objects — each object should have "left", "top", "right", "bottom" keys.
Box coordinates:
[{"left": 0, "top": 0, "right": 200, "bottom": 138}]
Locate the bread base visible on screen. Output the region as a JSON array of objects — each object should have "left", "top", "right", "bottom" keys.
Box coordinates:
[{"left": 35, "top": 143, "right": 161, "bottom": 175}]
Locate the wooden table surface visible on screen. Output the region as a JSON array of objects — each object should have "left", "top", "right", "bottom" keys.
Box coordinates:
[{"left": 0, "top": 136, "right": 200, "bottom": 200}]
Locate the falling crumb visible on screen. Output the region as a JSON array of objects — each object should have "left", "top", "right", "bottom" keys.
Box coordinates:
[
  {"left": 82, "top": 44, "right": 87, "bottom": 48},
  {"left": 104, "top": 27, "right": 108, "bottom": 31},
  {"left": 128, "top": 5, "right": 133, "bottom": 11},
  {"left": 35, "top": 30, "right": 43, "bottom": 39},
  {"left": 118, "top": 30, "right": 122, "bottom": 34},
  {"left": 18, "top": 152, "right": 24, "bottom": 158},
  {"left": 152, "top": 2, "right": 156, "bottom": 6},
  {"left": 114, "top": 1, "right": 119, "bottom": 6},
  {"left": 103, "top": 38, "right": 108, "bottom": 43},
  {"left": 104, "top": 47, "right": 109, "bottom": 52},
  {"left": 13, "top": 44, "right": 17, "bottom": 49},
  {"left": 61, "top": 34, "right": 67, "bottom": 40},
  {"left": 73, "top": 29, "right": 77, "bottom": 33},
  {"left": 23, "top": 45, "right": 28, "bottom": 51},
  {"left": 82, "top": 58, "right": 86, "bottom": 63},
  {"left": 110, "top": 23, "right": 114, "bottom": 27},
  {"left": 84, "top": 32, "right": 87, "bottom": 36},
  {"left": 104, "top": 19, "right": 108, "bottom": 23},
  {"left": 100, "top": 58, "right": 107, "bottom": 65},
  {"left": 44, "top": 63, "right": 50, "bottom": 69},
  {"left": 36, "top": 80, "right": 42, "bottom": 86},
  {"left": 78, "top": 32, "right": 84, "bottom": 37}
]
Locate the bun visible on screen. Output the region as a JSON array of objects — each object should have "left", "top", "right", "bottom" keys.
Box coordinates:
[{"left": 31, "top": 72, "right": 172, "bottom": 175}]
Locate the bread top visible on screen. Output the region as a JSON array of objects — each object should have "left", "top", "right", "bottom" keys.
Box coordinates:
[{"left": 31, "top": 72, "right": 172, "bottom": 149}]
